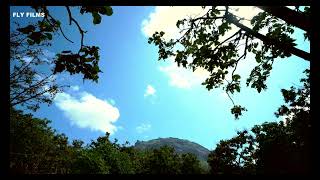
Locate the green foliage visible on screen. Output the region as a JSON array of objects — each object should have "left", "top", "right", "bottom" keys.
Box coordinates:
[
  {"left": 148, "top": 6, "right": 309, "bottom": 119},
  {"left": 17, "top": 19, "right": 59, "bottom": 45},
  {"left": 54, "top": 46, "right": 101, "bottom": 82},
  {"left": 10, "top": 109, "right": 205, "bottom": 174},
  {"left": 231, "top": 105, "right": 247, "bottom": 120},
  {"left": 208, "top": 69, "right": 310, "bottom": 174},
  {"left": 80, "top": 6, "right": 113, "bottom": 24},
  {"left": 180, "top": 153, "right": 203, "bottom": 174},
  {"left": 10, "top": 29, "right": 61, "bottom": 111},
  {"left": 10, "top": 107, "right": 74, "bottom": 174},
  {"left": 208, "top": 130, "right": 256, "bottom": 175},
  {"left": 71, "top": 149, "right": 110, "bottom": 174},
  {"left": 140, "top": 146, "right": 182, "bottom": 174},
  {"left": 15, "top": 6, "right": 114, "bottom": 83}
]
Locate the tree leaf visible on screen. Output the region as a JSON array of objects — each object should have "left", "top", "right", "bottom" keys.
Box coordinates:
[
  {"left": 104, "top": 6, "right": 113, "bottom": 16},
  {"left": 92, "top": 12, "right": 102, "bottom": 25},
  {"left": 45, "top": 33, "right": 52, "bottom": 40}
]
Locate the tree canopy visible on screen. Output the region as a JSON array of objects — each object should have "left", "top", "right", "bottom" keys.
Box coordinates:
[
  {"left": 9, "top": 107, "right": 204, "bottom": 174},
  {"left": 208, "top": 69, "right": 311, "bottom": 174},
  {"left": 148, "top": 6, "right": 310, "bottom": 119}
]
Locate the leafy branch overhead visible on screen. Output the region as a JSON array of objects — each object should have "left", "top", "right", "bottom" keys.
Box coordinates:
[
  {"left": 148, "top": 6, "right": 310, "bottom": 119},
  {"left": 18, "top": 6, "right": 113, "bottom": 83}
]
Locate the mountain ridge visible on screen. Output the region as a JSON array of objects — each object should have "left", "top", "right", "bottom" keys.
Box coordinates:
[{"left": 133, "top": 137, "right": 210, "bottom": 161}]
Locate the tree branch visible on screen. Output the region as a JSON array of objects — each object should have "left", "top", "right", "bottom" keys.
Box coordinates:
[
  {"left": 225, "top": 14, "right": 310, "bottom": 61},
  {"left": 225, "top": 79, "right": 235, "bottom": 106},
  {"left": 257, "top": 6, "right": 310, "bottom": 32},
  {"left": 212, "top": 30, "right": 241, "bottom": 53},
  {"left": 46, "top": 13, "right": 74, "bottom": 43},
  {"left": 66, "top": 6, "right": 86, "bottom": 52},
  {"left": 10, "top": 74, "right": 52, "bottom": 104}
]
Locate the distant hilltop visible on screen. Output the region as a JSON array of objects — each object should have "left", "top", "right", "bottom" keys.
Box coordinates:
[{"left": 134, "top": 137, "right": 210, "bottom": 161}]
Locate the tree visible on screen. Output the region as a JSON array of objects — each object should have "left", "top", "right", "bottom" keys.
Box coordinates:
[
  {"left": 208, "top": 69, "right": 311, "bottom": 174},
  {"left": 140, "top": 146, "right": 182, "bottom": 174},
  {"left": 10, "top": 6, "right": 113, "bottom": 111},
  {"left": 88, "top": 133, "right": 136, "bottom": 174},
  {"left": 10, "top": 27, "right": 62, "bottom": 111},
  {"left": 10, "top": 106, "right": 210, "bottom": 174},
  {"left": 207, "top": 130, "right": 256, "bottom": 175},
  {"left": 70, "top": 149, "right": 110, "bottom": 174},
  {"left": 10, "top": 106, "right": 76, "bottom": 174},
  {"left": 180, "top": 153, "right": 203, "bottom": 174},
  {"left": 15, "top": 6, "right": 113, "bottom": 82},
  {"left": 148, "top": 6, "right": 310, "bottom": 119}
]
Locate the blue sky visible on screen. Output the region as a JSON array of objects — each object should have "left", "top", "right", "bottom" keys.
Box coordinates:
[{"left": 10, "top": 6, "right": 310, "bottom": 150}]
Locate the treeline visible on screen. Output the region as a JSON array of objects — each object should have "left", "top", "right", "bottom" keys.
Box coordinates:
[
  {"left": 10, "top": 107, "right": 205, "bottom": 174},
  {"left": 9, "top": 70, "right": 311, "bottom": 174}
]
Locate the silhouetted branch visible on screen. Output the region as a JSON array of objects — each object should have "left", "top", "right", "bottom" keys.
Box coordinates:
[{"left": 66, "top": 6, "right": 86, "bottom": 52}]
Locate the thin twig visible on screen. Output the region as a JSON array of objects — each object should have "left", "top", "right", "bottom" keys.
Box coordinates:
[
  {"left": 66, "top": 6, "right": 86, "bottom": 52},
  {"left": 46, "top": 13, "right": 74, "bottom": 43},
  {"left": 224, "top": 79, "right": 236, "bottom": 106}
]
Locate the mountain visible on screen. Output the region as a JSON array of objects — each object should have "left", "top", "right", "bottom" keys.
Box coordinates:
[{"left": 134, "top": 137, "right": 210, "bottom": 161}]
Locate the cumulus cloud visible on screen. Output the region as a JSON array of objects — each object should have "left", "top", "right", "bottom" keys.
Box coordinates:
[
  {"left": 54, "top": 91, "right": 120, "bottom": 134},
  {"left": 142, "top": 6, "right": 209, "bottom": 40},
  {"left": 136, "top": 123, "right": 151, "bottom": 134},
  {"left": 141, "top": 6, "right": 262, "bottom": 40},
  {"left": 144, "top": 85, "right": 156, "bottom": 97},
  {"left": 159, "top": 59, "right": 210, "bottom": 89}
]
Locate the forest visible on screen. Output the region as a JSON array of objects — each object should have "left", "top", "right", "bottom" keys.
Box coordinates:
[{"left": 9, "top": 6, "right": 311, "bottom": 174}]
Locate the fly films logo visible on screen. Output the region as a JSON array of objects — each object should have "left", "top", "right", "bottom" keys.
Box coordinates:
[{"left": 12, "top": 12, "right": 45, "bottom": 18}]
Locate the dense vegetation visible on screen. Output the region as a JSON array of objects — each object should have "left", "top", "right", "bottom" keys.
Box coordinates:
[
  {"left": 9, "top": 69, "right": 310, "bottom": 174},
  {"left": 208, "top": 69, "right": 311, "bottom": 174},
  {"left": 10, "top": 107, "right": 204, "bottom": 174}
]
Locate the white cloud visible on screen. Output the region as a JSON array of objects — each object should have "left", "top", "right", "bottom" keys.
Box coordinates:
[
  {"left": 54, "top": 91, "right": 120, "bottom": 134},
  {"left": 159, "top": 59, "right": 210, "bottom": 89},
  {"left": 141, "top": 6, "right": 262, "bottom": 40},
  {"left": 136, "top": 123, "right": 151, "bottom": 134},
  {"left": 144, "top": 85, "right": 156, "bottom": 97},
  {"left": 21, "top": 49, "right": 56, "bottom": 65},
  {"left": 142, "top": 6, "right": 209, "bottom": 40},
  {"left": 230, "top": 6, "right": 263, "bottom": 28},
  {"left": 70, "top": 85, "right": 80, "bottom": 91}
]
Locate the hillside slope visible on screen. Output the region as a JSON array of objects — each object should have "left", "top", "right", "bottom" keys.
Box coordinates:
[{"left": 134, "top": 137, "right": 210, "bottom": 161}]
